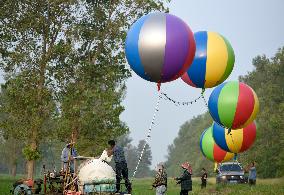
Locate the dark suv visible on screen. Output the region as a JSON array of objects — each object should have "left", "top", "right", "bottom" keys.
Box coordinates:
[{"left": 216, "top": 162, "right": 247, "bottom": 184}]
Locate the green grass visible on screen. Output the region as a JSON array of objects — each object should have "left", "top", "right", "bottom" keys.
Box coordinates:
[
  {"left": 1, "top": 174, "right": 284, "bottom": 195},
  {"left": 131, "top": 177, "right": 284, "bottom": 195},
  {"left": 0, "top": 174, "right": 23, "bottom": 195}
]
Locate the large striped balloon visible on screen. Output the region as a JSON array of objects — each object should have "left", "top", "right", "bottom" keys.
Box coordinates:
[
  {"left": 209, "top": 81, "right": 259, "bottom": 129},
  {"left": 125, "top": 12, "right": 196, "bottom": 83},
  {"left": 212, "top": 122, "right": 257, "bottom": 154},
  {"left": 200, "top": 126, "right": 234, "bottom": 163},
  {"left": 182, "top": 31, "right": 235, "bottom": 88}
]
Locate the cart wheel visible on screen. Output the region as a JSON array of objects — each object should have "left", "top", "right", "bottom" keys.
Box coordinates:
[{"left": 13, "top": 184, "right": 32, "bottom": 195}]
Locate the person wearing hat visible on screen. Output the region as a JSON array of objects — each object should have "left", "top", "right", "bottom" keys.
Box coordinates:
[
  {"left": 61, "top": 141, "right": 78, "bottom": 173},
  {"left": 174, "top": 162, "right": 192, "bottom": 195},
  {"left": 152, "top": 163, "right": 167, "bottom": 195}
]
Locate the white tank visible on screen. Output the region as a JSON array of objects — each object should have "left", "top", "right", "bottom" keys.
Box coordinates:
[{"left": 77, "top": 151, "right": 116, "bottom": 193}]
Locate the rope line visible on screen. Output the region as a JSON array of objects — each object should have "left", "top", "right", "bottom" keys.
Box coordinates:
[
  {"left": 161, "top": 92, "right": 202, "bottom": 106},
  {"left": 200, "top": 89, "right": 208, "bottom": 108},
  {"left": 131, "top": 91, "right": 162, "bottom": 180}
]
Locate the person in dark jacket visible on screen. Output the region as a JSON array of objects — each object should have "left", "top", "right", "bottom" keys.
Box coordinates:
[
  {"left": 201, "top": 168, "right": 207, "bottom": 189},
  {"left": 174, "top": 162, "right": 192, "bottom": 195},
  {"left": 107, "top": 140, "right": 132, "bottom": 194}
]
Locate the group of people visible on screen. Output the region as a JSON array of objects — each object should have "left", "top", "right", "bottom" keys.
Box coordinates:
[
  {"left": 61, "top": 140, "right": 132, "bottom": 194},
  {"left": 152, "top": 162, "right": 207, "bottom": 195},
  {"left": 61, "top": 140, "right": 256, "bottom": 195}
]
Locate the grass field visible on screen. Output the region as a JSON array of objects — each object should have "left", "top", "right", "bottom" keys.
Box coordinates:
[{"left": 1, "top": 174, "right": 284, "bottom": 195}]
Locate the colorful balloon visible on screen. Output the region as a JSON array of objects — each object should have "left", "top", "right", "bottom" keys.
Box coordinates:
[
  {"left": 182, "top": 31, "right": 235, "bottom": 88},
  {"left": 208, "top": 81, "right": 259, "bottom": 129},
  {"left": 125, "top": 12, "right": 196, "bottom": 83},
  {"left": 200, "top": 126, "right": 234, "bottom": 163},
  {"left": 212, "top": 122, "right": 257, "bottom": 154}
]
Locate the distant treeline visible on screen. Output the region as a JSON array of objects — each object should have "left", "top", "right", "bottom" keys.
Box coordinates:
[{"left": 165, "top": 47, "right": 284, "bottom": 178}]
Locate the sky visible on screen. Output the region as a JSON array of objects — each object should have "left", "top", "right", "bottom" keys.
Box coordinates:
[{"left": 120, "top": 0, "right": 284, "bottom": 167}]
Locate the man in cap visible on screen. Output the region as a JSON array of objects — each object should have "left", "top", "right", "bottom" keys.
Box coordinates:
[
  {"left": 61, "top": 141, "right": 78, "bottom": 173},
  {"left": 174, "top": 162, "right": 193, "bottom": 195}
]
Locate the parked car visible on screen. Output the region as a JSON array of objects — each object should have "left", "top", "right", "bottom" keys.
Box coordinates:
[{"left": 216, "top": 162, "right": 247, "bottom": 184}]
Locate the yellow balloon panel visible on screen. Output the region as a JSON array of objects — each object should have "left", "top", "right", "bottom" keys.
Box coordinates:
[
  {"left": 205, "top": 32, "right": 228, "bottom": 88},
  {"left": 225, "top": 128, "right": 243, "bottom": 153}
]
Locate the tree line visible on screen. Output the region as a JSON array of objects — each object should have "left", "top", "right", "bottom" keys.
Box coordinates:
[{"left": 165, "top": 47, "right": 284, "bottom": 178}]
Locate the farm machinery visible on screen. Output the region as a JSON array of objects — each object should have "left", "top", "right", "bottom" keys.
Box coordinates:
[{"left": 11, "top": 157, "right": 120, "bottom": 195}]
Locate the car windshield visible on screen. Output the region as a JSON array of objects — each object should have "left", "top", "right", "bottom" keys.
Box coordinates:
[{"left": 220, "top": 164, "right": 242, "bottom": 172}]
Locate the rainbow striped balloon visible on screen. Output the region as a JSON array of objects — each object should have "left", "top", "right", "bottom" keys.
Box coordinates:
[
  {"left": 209, "top": 81, "right": 259, "bottom": 129},
  {"left": 125, "top": 12, "right": 195, "bottom": 83},
  {"left": 212, "top": 122, "right": 257, "bottom": 154},
  {"left": 182, "top": 31, "right": 235, "bottom": 88},
  {"left": 200, "top": 126, "right": 234, "bottom": 163}
]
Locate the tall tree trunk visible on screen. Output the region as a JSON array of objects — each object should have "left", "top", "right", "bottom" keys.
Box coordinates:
[
  {"left": 11, "top": 163, "right": 17, "bottom": 177},
  {"left": 26, "top": 160, "right": 34, "bottom": 179},
  {"left": 27, "top": 140, "right": 37, "bottom": 179},
  {"left": 72, "top": 121, "right": 79, "bottom": 143}
]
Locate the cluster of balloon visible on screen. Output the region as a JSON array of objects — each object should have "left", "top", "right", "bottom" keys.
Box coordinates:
[
  {"left": 182, "top": 31, "right": 235, "bottom": 89},
  {"left": 212, "top": 122, "right": 257, "bottom": 154},
  {"left": 200, "top": 126, "right": 234, "bottom": 163},
  {"left": 207, "top": 81, "right": 259, "bottom": 163},
  {"left": 208, "top": 81, "right": 259, "bottom": 129},
  {"left": 124, "top": 12, "right": 259, "bottom": 167},
  {"left": 125, "top": 12, "right": 196, "bottom": 86}
]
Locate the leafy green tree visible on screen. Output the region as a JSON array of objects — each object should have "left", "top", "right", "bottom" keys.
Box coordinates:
[
  {"left": 0, "top": 0, "right": 169, "bottom": 178},
  {"left": 125, "top": 144, "right": 139, "bottom": 177},
  {"left": 135, "top": 140, "right": 152, "bottom": 178},
  {"left": 0, "top": 0, "right": 75, "bottom": 178},
  {"left": 55, "top": 0, "right": 169, "bottom": 156},
  {"left": 165, "top": 113, "right": 213, "bottom": 177},
  {"left": 239, "top": 47, "right": 284, "bottom": 178},
  {"left": 166, "top": 47, "right": 284, "bottom": 178}
]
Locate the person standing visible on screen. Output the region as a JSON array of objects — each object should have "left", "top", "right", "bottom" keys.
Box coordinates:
[
  {"left": 174, "top": 162, "right": 192, "bottom": 195},
  {"left": 248, "top": 162, "right": 257, "bottom": 185},
  {"left": 61, "top": 141, "right": 77, "bottom": 173},
  {"left": 152, "top": 163, "right": 167, "bottom": 195},
  {"left": 108, "top": 140, "right": 132, "bottom": 194},
  {"left": 201, "top": 168, "right": 207, "bottom": 189}
]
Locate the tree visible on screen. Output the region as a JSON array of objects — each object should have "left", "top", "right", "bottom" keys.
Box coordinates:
[
  {"left": 165, "top": 47, "right": 284, "bottom": 178},
  {"left": 239, "top": 47, "right": 284, "bottom": 178},
  {"left": 0, "top": 0, "right": 169, "bottom": 178},
  {"left": 165, "top": 113, "right": 213, "bottom": 177},
  {"left": 135, "top": 140, "right": 152, "bottom": 178},
  {"left": 0, "top": 0, "right": 76, "bottom": 178},
  {"left": 55, "top": 0, "right": 169, "bottom": 156}
]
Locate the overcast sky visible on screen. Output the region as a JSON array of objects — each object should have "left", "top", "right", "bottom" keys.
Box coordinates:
[{"left": 120, "top": 0, "right": 284, "bottom": 167}]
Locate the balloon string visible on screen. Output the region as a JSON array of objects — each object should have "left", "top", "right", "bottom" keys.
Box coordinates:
[
  {"left": 161, "top": 92, "right": 202, "bottom": 106},
  {"left": 131, "top": 90, "right": 162, "bottom": 180},
  {"left": 201, "top": 89, "right": 208, "bottom": 109}
]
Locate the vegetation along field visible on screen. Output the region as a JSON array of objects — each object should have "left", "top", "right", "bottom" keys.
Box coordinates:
[{"left": 1, "top": 174, "right": 284, "bottom": 195}]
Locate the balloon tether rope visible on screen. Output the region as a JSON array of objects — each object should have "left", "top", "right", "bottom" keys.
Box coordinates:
[
  {"left": 131, "top": 91, "right": 162, "bottom": 180},
  {"left": 161, "top": 92, "right": 202, "bottom": 106}
]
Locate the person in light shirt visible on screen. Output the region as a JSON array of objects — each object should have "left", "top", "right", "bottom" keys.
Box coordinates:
[{"left": 61, "top": 141, "right": 77, "bottom": 173}]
